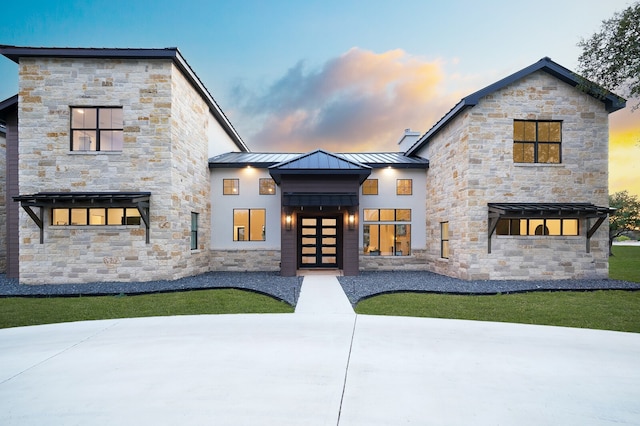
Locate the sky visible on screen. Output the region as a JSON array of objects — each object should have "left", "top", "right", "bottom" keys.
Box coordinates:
[{"left": 1, "top": 0, "right": 638, "bottom": 197}]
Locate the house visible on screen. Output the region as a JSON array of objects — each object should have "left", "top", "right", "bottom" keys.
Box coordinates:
[{"left": 0, "top": 46, "right": 625, "bottom": 284}]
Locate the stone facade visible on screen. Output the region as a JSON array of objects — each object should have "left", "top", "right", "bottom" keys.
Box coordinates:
[
  {"left": 16, "top": 56, "right": 232, "bottom": 284},
  {"left": 359, "top": 249, "right": 427, "bottom": 272},
  {"left": 419, "top": 71, "right": 610, "bottom": 280},
  {"left": 210, "top": 249, "right": 281, "bottom": 272}
]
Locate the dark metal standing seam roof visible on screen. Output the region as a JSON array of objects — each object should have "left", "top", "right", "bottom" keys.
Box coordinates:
[
  {"left": 488, "top": 202, "right": 615, "bottom": 217},
  {"left": 268, "top": 149, "right": 372, "bottom": 184},
  {"left": 209, "top": 151, "right": 429, "bottom": 169},
  {"left": 405, "top": 57, "right": 627, "bottom": 156}
]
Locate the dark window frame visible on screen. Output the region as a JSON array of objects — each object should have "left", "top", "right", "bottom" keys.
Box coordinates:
[
  {"left": 513, "top": 120, "right": 562, "bottom": 164},
  {"left": 51, "top": 207, "right": 141, "bottom": 226},
  {"left": 496, "top": 218, "right": 580, "bottom": 236},
  {"left": 259, "top": 178, "right": 276, "bottom": 195},
  {"left": 362, "top": 179, "right": 379, "bottom": 195},
  {"left": 223, "top": 179, "right": 239, "bottom": 195},
  {"left": 363, "top": 209, "right": 411, "bottom": 256},
  {"left": 441, "top": 222, "right": 449, "bottom": 259},
  {"left": 191, "top": 212, "right": 199, "bottom": 250},
  {"left": 396, "top": 179, "right": 413, "bottom": 195},
  {"left": 70, "top": 106, "right": 124, "bottom": 152},
  {"left": 233, "top": 208, "right": 266, "bottom": 242}
]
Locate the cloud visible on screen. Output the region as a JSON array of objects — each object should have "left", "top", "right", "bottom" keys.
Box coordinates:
[{"left": 231, "top": 48, "right": 461, "bottom": 152}]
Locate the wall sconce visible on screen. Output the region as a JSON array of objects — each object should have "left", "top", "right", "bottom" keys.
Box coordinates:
[
  {"left": 285, "top": 213, "right": 292, "bottom": 231},
  {"left": 348, "top": 212, "right": 356, "bottom": 230}
]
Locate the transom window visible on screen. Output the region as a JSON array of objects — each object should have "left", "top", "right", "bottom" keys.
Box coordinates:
[
  {"left": 396, "top": 179, "right": 412, "bottom": 195},
  {"left": 496, "top": 218, "right": 579, "bottom": 236},
  {"left": 71, "top": 107, "right": 123, "bottom": 151},
  {"left": 513, "top": 120, "right": 562, "bottom": 163},
  {"left": 223, "top": 179, "right": 239, "bottom": 195},
  {"left": 233, "top": 209, "right": 266, "bottom": 241},
  {"left": 362, "top": 179, "right": 378, "bottom": 195},
  {"left": 363, "top": 209, "right": 411, "bottom": 256},
  {"left": 52, "top": 207, "right": 141, "bottom": 226},
  {"left": 259, "top": 178, "right": 276, "bottom": 195}
]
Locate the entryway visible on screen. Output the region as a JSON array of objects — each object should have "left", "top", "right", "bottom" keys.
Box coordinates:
[{"left": 298, "top": 216, "right": 342, "bottom": 269}]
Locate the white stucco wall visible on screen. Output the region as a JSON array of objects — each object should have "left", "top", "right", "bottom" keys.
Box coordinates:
[
  {"left": 207, "top": 114, "right": 243, "bottom": 158},
  {"left": 209, "top": 167, "right": 281, "bottom": 250}
]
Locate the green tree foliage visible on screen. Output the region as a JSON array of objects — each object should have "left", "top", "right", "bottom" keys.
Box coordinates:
[
  {"left": 577, "top": 2, "right": 640, "bottom": 110},
  {"left": 609, "top": 191, "right": 640, "bottom": 255}
]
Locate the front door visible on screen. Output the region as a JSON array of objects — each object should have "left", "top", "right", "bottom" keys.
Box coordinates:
[{"left": 299, "top": 216, "right": 340, "bottom": 268}]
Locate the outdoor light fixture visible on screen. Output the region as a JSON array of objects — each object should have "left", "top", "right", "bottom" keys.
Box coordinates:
[
  {"left": 348, "top": 212, "right": 356, "bottom": 230},
  {"left": 285, "top": 213, "right": 292, "bottom": 231}
]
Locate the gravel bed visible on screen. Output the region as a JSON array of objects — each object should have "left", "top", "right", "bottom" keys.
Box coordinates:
[
  {"left": 1, "top": 270, "right": 638, "bottom": 307},
  {"left": 338, "top": 270, "right": 640, "bottom": 305},
  {"left": 0, "top": 272, "right": 303, "bottom": 306}
]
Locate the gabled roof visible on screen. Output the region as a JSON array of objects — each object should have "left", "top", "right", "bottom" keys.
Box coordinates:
[
  {"left": 209, "top": 151, "right": 429, "bottom": 169},
  {"left": 0, "top": 46, "right": 248, "bottom": 152},
  {"left": 406, "top": 57, "right": 627, "bottom": 156},
  {"left": 0, "top": 94, "right": 18, "bottom": 122},
  {"left": 268, "top": 149, "right": 372, "bottom": 184}
]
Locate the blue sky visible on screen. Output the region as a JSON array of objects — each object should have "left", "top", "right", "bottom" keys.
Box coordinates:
[{"left": 1, "top": 0, "right": 638, "bottom": 193}]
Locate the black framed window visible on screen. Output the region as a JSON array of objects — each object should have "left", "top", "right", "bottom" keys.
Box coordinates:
[
  {"left": 362, "top": 179, "right": 378, "bottom": 195},
  {"left": 513, "top": 120, "right": 562, "bottom": 163},
  {"left": 233, "top": 209, "right": 266, "bottom": 241},
  {"left": 496, "top": 218, "right": 579, "bottom": 236},
  {"left": 51, "top": 207, "right": 141, "bottom": 226},
  {"left": 191, "top": 212, "right": 199, "bottom": 250},
  {"left": 396, "top": 179, "right": 412, "bottom": 195},
  {"left": 223, "top": 179, "right": 239, "bottom": 195},
  {"left": 441, "top": 222, "right": 449, "bottom": 259},
  {"left": 70, "top": 107, "right": 123, "bottom": 151},
  {"left": 259, "top": 178, "right": 276, "bottom": 195},
  {"left": 363, "top": 209, "right": 411, "bottom": 256}
]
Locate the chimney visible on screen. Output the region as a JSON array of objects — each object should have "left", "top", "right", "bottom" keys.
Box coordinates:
[{"left": 397, "top": 128, "right": 421, "bottom": 153}]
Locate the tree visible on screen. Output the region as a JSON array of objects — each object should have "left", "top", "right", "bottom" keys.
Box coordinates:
[
  {"left": 608, "top": 191, "right": 640, "bottom": 255},
  {"left": 577, "top": 2, "right": 640, "bottom": 110}
]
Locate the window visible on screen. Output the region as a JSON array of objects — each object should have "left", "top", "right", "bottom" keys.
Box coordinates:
[
  {"left": 52, "top": 207, "right": 141, "bottom": 226},
  {"left": 259, "top": 178, "right": 276, "bottom": 195},
  {"left": 223, "top": 179, "right": 239, "bottom": 195},
  {"left": 233, "top": 209, "right": 266, "bottom": 241},
  {"left": 441, "top": 222, "right": 449, "bottom": 259},
  {"left": 362, "top": 179, "right": 378, "bottom": 195},
  {"left": 71, "top": 107, "right": 123, "bottom": 151},
  {"left": 363, "top": 209, "right": 411, "bottom": 256},
  {"left": 191, "top": 212, "right": 199, "bottom": 250},
  {"left": 496, "top": 218, "right": 579, "bottom": 236},
  {"left": 396, "top": 179, "right": 412, "bottom": 195},
  {"left": 513, "top": 120, "right": 561, "bottom": 163}
]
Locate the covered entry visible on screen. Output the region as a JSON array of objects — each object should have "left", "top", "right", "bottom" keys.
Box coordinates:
[{"left": 270, "top": 149, "right": 371, "bottom": 276}]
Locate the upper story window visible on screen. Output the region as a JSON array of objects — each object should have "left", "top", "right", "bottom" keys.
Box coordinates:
[
  {"left": 71, "top": 107, "right": 123, "bottom": 151},
  {"left": 259, "top": 178, "right": 276, "bottom": 195},
  {"left": 223, "top": 179, "right": 239, "bottom": 195},
  {"left": 513, "top": 120, "right": 562, "bottom": 164},
  {"left": 396, "top": 179, "right": 412, "bottom": 195},
  {"left": 362, "top": 179, "right": 378, "bottom": 195}
]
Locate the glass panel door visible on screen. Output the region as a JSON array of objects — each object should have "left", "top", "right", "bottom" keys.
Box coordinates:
[{"left": 298, "top": 216, "right": 340, "bottom": 268}]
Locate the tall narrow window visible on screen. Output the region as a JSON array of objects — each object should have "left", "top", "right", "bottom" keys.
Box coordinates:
[
  {"left": 396, "top": 179, "right": 412, "bottom": 195},
  {"left": 70, "top": 107, "right": 123, "bottom": 151},
  {"left": 233, "top": 209, "right": 266, "bottom": 241},
  {"left": 223, "top": 179, "right": 239, "bottom": 195},
  {"left": 362, "top": 179, "right": 378, "bottom": 195},
  {"left": 441, "top": 222, "right": 449, "bottom": 259},
  {"left": 513, "top": 120, "right": 562, "bottom": 163},
  {"left": 191, "top": 212, "right": 199, "bottom": 250},
  {"left": 259, "top": 178, "right": 276, "bottom": 195}
]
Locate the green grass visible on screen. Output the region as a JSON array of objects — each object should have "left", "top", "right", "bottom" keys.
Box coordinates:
[
  {"left": 0, "top": 289, "right": 293, "bottom": 329},
  {"left": 609, "top": 245, "right": 640, "bottom": 282}
]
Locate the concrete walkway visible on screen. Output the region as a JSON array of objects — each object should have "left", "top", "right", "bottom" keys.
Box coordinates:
[{"left": 1, "top": 276, "right": 639, "bottom": 425}]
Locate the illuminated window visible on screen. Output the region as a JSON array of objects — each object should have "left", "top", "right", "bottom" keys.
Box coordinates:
[
  {"left": 513, "top": 120, "right": 562, "bottom": 163},
  {"left": 363, "top": 209, "right": 411, "bottom": 256},
  {"left": 396, "top": 179, "right": 412, "bottom": 195},
  {"left": 496, "top": 218, "right": 579, "bottom": 236},
  {"left": 362, "top": 179, "right": 378, "bottom": 195},
  {"left": 223, "top": 179, "right": 239, "bottom": 195},
  {"left": 51, "top": 207, "right": 140, "bottom": 226},
  {"left": 70, "top": 107, "right": 123, "bottom": 151},
  {"left": 259, "top": 178, "right": 276, "bottom": 195},
  {"left": 441, "top": 222, "right": 449, "bottom": 259},
  {"left": 233, "top": 209, "right": 266, "bottom": 241}
]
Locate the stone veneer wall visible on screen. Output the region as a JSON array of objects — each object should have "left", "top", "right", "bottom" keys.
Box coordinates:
[
  {"left": 17, "top": 57, "right": 214, "bottom": 283},
  {"left": 359, "top": 249, "right": 427, "bottom": 272},
  {"left": 421, "top": 71, "right": 610, "bottom": 280},
  {"left": 209, "top": 249, "right": 281, "bottom": 272}
]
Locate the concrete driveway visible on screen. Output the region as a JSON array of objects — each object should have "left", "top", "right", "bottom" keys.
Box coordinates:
[{"left": 1, "top": 275, "right": 639, "bottom": 425}]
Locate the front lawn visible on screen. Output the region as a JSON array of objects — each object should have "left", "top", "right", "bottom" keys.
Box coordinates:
[
  {"left": 0, "top": 289, "right": 293, "bottom": 329},
  {"left": 609, "top": 245, "right": 640, "bottom": 282}
]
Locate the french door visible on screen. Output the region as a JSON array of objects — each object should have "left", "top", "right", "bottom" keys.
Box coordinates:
[{"left": 299, "top": 216, "right": 340, "bottom": 268}]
